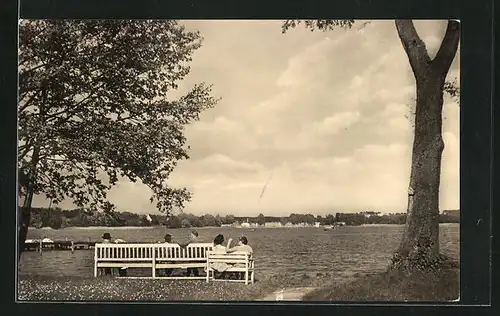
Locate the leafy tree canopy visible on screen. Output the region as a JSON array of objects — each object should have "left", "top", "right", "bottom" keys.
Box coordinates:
[{"left": 19, "top": 20, "right": 218, "bottom": 215}]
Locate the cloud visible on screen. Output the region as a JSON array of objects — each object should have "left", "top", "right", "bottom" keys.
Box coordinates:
[
  {"left": 32, "top": 20, "right": 459, "bottom": 216},
  {"left": 311, "top": 111, "right": 361, "bottom": 135},
  {"left": 190, "top": 154, "right": 264, "bottom": 174}
]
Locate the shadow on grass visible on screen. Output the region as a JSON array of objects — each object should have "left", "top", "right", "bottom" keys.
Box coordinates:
[{"left": 302, "top": 267, "right": 459, "bottom": 302}]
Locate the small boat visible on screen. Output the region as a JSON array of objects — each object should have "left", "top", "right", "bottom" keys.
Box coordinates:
[
  {"left": 249, "top": 228, "right": 256, "bottom": 232},
  {"left": 323, "top": 225, "right": 334, "bottom": 231},
  {"left": 42, "top": 238, "right": 54, "bottom": 243}
]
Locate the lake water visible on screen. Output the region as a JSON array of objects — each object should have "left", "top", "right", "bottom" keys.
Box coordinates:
[{"left": 18, "top": 224, "right": 459, "bottom": 282}]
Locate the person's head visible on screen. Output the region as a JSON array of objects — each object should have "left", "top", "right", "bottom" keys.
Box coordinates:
[
  {"left": 164, "top": 234, "right": 172, "bottom": 243},
  {"left": 238, "top": 236, "right": 248, "bottom": 245},
  {"left": 102, "top": 232, "right": 111, "bottom": 240},
  {"left": 213, "top": 234, "right": 224, "bottom": 246},
  {"left": 190, "top": 230, "right": 199, "bottom": 239}
]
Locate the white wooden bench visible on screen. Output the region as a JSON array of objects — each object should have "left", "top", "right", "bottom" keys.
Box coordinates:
[
  {"left": 205, "top": 251, "right": 255, "bottom": 285},
  {"left": 94, "top": 242, "right": 213, "bottom": 279}
]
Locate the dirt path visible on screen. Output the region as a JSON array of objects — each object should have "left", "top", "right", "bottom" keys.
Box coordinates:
[{"left": 257, "top": 287, "right": 317, "bottom": 301}]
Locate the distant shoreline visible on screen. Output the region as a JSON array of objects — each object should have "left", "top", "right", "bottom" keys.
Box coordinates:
[
  {"left": 28, "top": 226, "right": 160, "bottom": 230},
  {"left": 27, "top": 223, "right": 458, "bottom": 230}
]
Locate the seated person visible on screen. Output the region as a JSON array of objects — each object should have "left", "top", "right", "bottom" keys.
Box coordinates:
[
  {"left": 160, "top": 234, "right": 174, "bottom": 277},
  {"left": 181, "top": 230, "right": 201, "bottom": 277},
  {"left": 163, "top": 233, "right": 172, "bottom": 243},
  {"left": 226, "top": 236, "right": 253, "bottom": 254},
  {"left": 100, "top": 233, "right": 113, "bottom": 276},
  {"left": 226, "top": 236, "right": 253, "bottom": 280},
  {"left": 207, "top": 234, "right": 229, "bottom": 278},
  {"left": 212, "top": 234, "right": 227, "bottom": 253},
  {"left": 99, "top": 233, "right": 128, "bottom": 277}
]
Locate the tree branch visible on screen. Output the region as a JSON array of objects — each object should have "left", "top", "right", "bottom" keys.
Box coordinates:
[
  {"left": 432, "top": 20, "right": 460, "bottom": 77},
  {"left": 394, "top": 20, "right": 432, "bottom": 78},
  {"left": 45, "top": 81, "right": 106, "bottom": 123},
  {"left": 19, "top": 91, "right": 39, "bottom": 113}
]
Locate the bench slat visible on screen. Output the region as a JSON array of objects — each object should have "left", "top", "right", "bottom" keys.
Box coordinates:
[
  {"left": 156, "top": 263, "right": 206, "bottom": 269},
  {"left": 208, "top": 259, "right": 250, "bottom": 264},
  {"left": 97, "top": 263, "right": 153, "bottom": 268}
]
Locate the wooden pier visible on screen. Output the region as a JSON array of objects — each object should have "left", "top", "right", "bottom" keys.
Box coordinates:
[{"left": 24, "top": 240, "right": 97, "bottom": 252}]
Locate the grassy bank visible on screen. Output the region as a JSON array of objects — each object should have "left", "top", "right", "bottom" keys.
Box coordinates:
[
  {"left": 17, "top": 272, "right": 343, "bottom": 301},
  {"left": 302, "top": 267, "right": 459, "bottom": 301},
  {"left": 18, "top": 266, "right": 459, "bottom": 302}
]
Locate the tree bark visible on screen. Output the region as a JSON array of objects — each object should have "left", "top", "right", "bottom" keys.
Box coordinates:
[
  {"left": 392, "top": 20, "right": 459, "bottom": 272},
  {"left": 18, "top": 84, "right": 47, "bottom": 261},
  {"left": 18, "top": 145, "right": 40, "bottom": 260}
]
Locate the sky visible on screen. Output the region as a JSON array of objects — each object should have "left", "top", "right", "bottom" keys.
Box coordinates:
[{"left": 33, "top": 20, "right": 460, "bottom": 217}]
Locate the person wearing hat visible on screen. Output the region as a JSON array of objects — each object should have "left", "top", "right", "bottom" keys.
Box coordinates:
[
  {"left": 100, "top": 232, "right": 127, "bottom": 277},
  {"left": 102, "top": 232, "right": 112, "bottom": 243},
  {"left": 101, "top": 233, "right": 112, "bottom": 275}
]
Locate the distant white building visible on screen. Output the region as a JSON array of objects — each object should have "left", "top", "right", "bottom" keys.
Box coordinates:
[
  {"left": 264, "top": 222, "right": 282, "bottom": 227},
  {"left": 146, "top": 214, "right": 152, "bottom": 222},
  {"left": 241, "top": 222, "right": 251, "bottom": 228},
  {"left": 361, "top": 211, "right": 382, "bottom": 218},
  {"left": 314, "top": 222, "right": 320, "bottom": 227}
]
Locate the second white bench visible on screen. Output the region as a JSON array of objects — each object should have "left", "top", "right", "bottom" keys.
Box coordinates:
[{"left": 206, "top": 251, "right": 255, "bottom": 285}]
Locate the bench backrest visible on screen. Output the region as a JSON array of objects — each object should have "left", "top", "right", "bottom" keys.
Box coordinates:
[
  {"left": 95, "top": 243, "right": 213, "bottom": 261},
  {"left": 207, "top": 251, "right": 253, "bottom": 264},
  {"left": 156, "top": 243, "right": 213, "bottom": 260}
]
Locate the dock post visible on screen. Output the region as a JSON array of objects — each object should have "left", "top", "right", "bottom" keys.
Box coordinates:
[
  {"left": 71, "top": 241, "right": 75, "bottom": 253},
  {"left": 39, "top": 240, "right": 43, "bottom": 255}
]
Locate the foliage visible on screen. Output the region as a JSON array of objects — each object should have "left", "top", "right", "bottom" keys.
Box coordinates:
[
  {"left": 443, "top": 78, "right": 460, "bottom": 103},
  {"left": 282, "top": 19, "right": 355, "bottom": 33},
  {"left": 165, "top": 215, "right": 182, "bottom": 229},
  {"left": 256, "top": 213, "right": 266, "bottom": 226},
  {"left": 24, "top": 207, "right": 459, "bottom": 229},
  {"left": 18, "top": 20, "right": 218, "bottom": 215}
]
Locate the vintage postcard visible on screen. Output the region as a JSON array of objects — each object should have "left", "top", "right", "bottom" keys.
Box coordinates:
[{"left": 17, "top": 19, "right": 460, "bottom": 302}]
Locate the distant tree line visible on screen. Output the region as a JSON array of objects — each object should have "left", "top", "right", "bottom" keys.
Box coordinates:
[{"left": 24, "top": 207, "right": 460, "bottom": 230}]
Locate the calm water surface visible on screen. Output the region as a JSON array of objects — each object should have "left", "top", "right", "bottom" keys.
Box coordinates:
[{"left": 19, "top": 224, "right": 459, "bottom": 282}]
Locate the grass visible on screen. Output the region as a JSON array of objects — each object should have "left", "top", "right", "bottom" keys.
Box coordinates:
[
  {"left": 302, "top": 267, "right": 459, "bottom": 301},
  {"left": 17, "top": 272, "right": 343, "bottom": 301},
  {"left": 17, "top": 265, "right": 459, "bottom": 302}
]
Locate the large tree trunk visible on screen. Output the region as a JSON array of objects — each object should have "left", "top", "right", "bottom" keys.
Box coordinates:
[
  {"left": 392, "top": 20, "right": 459, "bottom": 272},
  {"left": 18, "top": 84, "right": 46, "bottom": 261},
  {"left": 18, "top": 185, "right": 35, "bottom": 260},
  {"left": 18, "top": 143, "right": 41, "bottom": 261}
]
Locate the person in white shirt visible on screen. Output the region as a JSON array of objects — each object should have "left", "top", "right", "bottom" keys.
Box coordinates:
[
  {"left": 208, "top": 234, "right": 229, "bottom": 279},
  {"left": 226, "top": 236, "right": 253, "bottom": 280},
  {"left": 226, "top": 236, "right": 253, "bottom": 254},
  {"left": 212, "top": 234, "right": 227, "bottom": 253}
]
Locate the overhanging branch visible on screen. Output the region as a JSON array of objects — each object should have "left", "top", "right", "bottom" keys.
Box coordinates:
[{"left": 432, "top": 20, "right": 460, "bottom": 77}]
